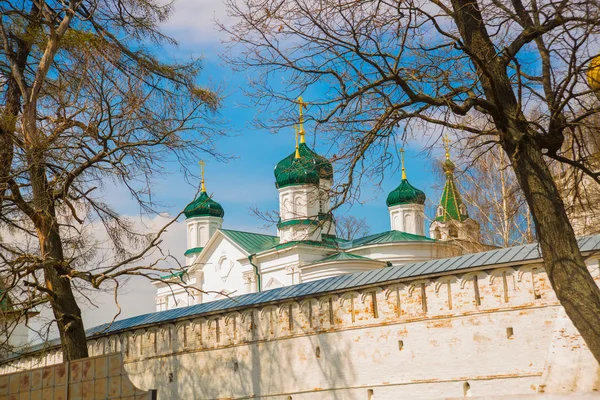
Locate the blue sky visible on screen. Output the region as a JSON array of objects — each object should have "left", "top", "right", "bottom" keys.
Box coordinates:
[{"left": 116, "top": 0, "right": 448, "bottom": 238}]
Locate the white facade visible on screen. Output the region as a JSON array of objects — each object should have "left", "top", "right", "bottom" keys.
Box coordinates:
[
  {"left": 389, "top": 203, "right": 425, "bottom": 236},
  {"left": 278, "top": 179, "right": 335, "bottom": 243},
  {"left": 185, "top": 215, "right": 222, "bottom": 264},
  {"left": 430, "top": 217, "right": 481, "bottom": 242}
]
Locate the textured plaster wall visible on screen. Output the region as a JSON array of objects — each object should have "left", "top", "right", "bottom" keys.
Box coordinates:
[{"left": 4, "top": 262, "right": 600, "bottom": 400}]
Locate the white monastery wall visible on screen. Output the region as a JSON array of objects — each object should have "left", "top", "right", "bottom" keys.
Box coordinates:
[{"left": 4, "top": 261, "right": 600, "bottom": 400}]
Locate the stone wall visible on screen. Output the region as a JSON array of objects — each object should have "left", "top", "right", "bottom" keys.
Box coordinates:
[
  {"left": 2, "top": 261, "right": 600, "bottom": 399},
  {"left": 0, "top": 353, "right": 155, "bottom": 400}
]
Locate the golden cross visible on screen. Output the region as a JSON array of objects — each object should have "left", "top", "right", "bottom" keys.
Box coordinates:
[
  {"left": 297, "top": 96, "right": 307, "bottom": 143},
  {"left": 400, "top": 147, "right": 407, "bottom": 180},
  {"left": 199, "top": 160, "right": 206, "bottom": 192},
  {"left": 442, "top": 134, "right": 451, "bottom": 160}
]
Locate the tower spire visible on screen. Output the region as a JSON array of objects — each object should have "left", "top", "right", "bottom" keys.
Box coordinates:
[
  {"left": 442, "top": 133, "right": 451, "bottom": 161},
  {"left": 400, "top": 147, "right": 407, "bottom": 180},
  {"left": 294, "top": 125, "right": 301, "bottom": 159},
  {"left": 297, "top": 96, "right": 307, "bottom": 144},
  {"left": 199, "top": 160, "right": 206, "bottom": 192}
]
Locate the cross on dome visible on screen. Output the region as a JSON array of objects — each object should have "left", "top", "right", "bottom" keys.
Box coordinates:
[{"left": 199, "top": 160, "right": 206, "bottom": 192}]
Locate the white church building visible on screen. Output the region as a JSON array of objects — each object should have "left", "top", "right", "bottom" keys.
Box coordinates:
[{"left": 153, "top": 110, "right": 486, "bottom": 312}]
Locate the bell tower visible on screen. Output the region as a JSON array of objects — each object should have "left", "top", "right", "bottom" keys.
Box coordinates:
[
  {"left": 183, "top": 161, "right": 224, "bottom": 265},
  {"left": 274, "top": 97, "right": 335, "bottom": 243},
  {"left": 429, "top": 136, "right": 480, "bottom": 242},
  {"left": 386, "top": 148, "right": 426, "bottom": 236}
]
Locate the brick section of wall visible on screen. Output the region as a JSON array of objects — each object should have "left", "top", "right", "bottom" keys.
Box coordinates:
[{"left": 0, "top": 353, "right": 155, "bottom": 400}]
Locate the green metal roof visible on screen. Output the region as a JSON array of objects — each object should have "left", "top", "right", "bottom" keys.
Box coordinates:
[
  {"left": 349, "top": 230, "right": 433, "bottom": 248},
  {"left": 159, "top": 270, "right": 187, "bottom": 280},
  {"left": 277, "top": 213, "right": 334, "bottom": 229},
  {"left": 219, "top": 229, "right": 341, "bottom": 254},
  {"left": 183, "top": 191, "right": 224, "bottom": 219},
  {"left": 435, "top": 160, "right": 469, "bottom": 222},
  {"left": 386, "top": 178, "right": 426, "bottom": 206},
  {"left": 220, "top": 229, "right": 280, "bottom": 254},
  {"left": 315, "top": 252, "right": 375, "bottom": 263},
  {"left": 184, "top": 247, "right": 203, "bottom": 256},
  {"left": 219, "top": 227, "right": 430, "bottom": 256},
  {"left": 274, "top": 143, "right": 333, "bottom": 188},
  {"left": 274, "top": 240, "right": 338, "bottom": 251}
]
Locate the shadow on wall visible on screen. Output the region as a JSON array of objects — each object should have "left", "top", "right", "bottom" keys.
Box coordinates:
[{"left": 123, "top": 302, "right": 357, "bottom": 400}]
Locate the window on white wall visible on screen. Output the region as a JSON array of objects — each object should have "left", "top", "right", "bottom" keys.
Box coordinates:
[
  {"left": 294, "top": 195, "right": 303, "bottom": 217},
  {"left": 198, "top": 226, "right": 206, "bottom": 247},
  {"left": 189, "top": 226, "right": 195, "bottom": 248},
  {"left": 319, "top": 189, "right": 325, "bottom": 213},
  {"left": 282, "top": 196, "right": 289, "bottom": 219},
  {"left": 394, "top": 215, "right": 400, "bottom": 230}
]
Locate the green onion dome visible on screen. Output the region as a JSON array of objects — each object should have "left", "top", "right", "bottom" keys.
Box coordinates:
[
  {"left": 184, "top": 191, "right": 224, "bottom": 219},
  {"left": 274, "top": 143, "right": 333, "bottom": 189},
  {"left": 386, "top": 179, "right": 426, "bottom": 207}
]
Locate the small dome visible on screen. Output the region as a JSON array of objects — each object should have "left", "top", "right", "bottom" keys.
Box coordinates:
[
  {"left": 386, "top": 179, "right": 426, "bottom": 207},
  {"left": 274, "top": 143, "right": 333, "bottom": 188},
  {"left": 184, "top": 191, "right": 224, "bottom": 219},
  {"left": 588, "top": 54, "right": 600, "bottom": 91}
]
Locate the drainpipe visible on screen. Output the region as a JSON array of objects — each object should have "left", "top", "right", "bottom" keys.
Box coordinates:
[{"left": 248, "top": 254, "right": 261, "bottom": 292}]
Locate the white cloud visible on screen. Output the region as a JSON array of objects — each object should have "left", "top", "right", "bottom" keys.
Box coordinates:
[{"left": 161, "top": 0, "right": 234, "bottom": 46}]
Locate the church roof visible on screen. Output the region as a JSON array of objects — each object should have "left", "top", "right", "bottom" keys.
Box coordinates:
[
  {"left": 220, "top": 229, "right": 279, "bottom": 254},
  {"left": 183, "top": 191, "right": 224, "bottom": 219},
  {"left": 218, "top": 228, "right": 432, "bottom": 256},
  {"left": 435, "top": 159, "right": 469, "bottom": 222},
  {"left": 314, "top": 252, "right": 374, "bottom": 263},
  {"left": 184, "top": 247, "right": 203, "bottom": 256},
  {"left": 73, "top": 234, "right": 600, "bottom": 340},
  {"left": 274, "top": 143, "right": 333, "bottom": 188},
  {"left": 219, "top": 228, "right": 341, "bottom": 255},
  {"left": 348, "top": 230, "right": 433, "bottom": 248}
]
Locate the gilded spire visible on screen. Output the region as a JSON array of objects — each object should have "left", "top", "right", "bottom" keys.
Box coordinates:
[
  {"left": 435, "top": 134, "right": 467, "bottom": 222},
  {"left": 199, "top": 160, "right": 206, "bottom": 192},
  {"left": 297, "top": 96, "right": 307, "bottom": 144},
  {"left": 294, "top": 125, "right": 301, "bottom": 159},
  {"left": 441, "top": 134, "right": 455, "bottom": 174},
  {"left": 400, "top": 147, "right": 407, "bottom": 180},
  {"left": 442, "top": 134, "right": 451, "bottom": 161}
]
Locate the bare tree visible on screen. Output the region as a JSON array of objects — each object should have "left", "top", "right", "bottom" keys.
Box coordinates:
[
  {"left": 453, "top": 138, "right": 535, "bottom": 247},
  {"left": 336, "top": 215, "right": 371, "bottom": 240},
  {"left": 222, "top": 0, "right": 600, "bottom": 361},
  {"left": 0, "top": 1, "right": 223, "bottom": 360}
]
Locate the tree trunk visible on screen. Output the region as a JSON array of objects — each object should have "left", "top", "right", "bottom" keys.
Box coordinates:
[
  {"left": 23, "top": 103, "right": 89, "bottom": 361},
  {"left": 504, "top": 134, "right": 600, "bottom": 363}
]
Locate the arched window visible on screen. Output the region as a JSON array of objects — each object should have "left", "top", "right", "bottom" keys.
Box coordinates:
[
  {"left": 459, "top": 204, "right": 467, "bottom": 215},
  {"left": 449, "top": 225, "right": 458, "bottom": 238},
  {"left": 188, "top": 226, "right": 195, "bottom": 248},
  {"left": 437, "top": 206, "right": 444, "bottom": 217},
  {"left": 432, "top": 227, "right": 441, "bottom": 239},
  {"left": 198, "top": 226, "right": 206, "bottom": 247}
]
